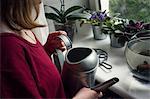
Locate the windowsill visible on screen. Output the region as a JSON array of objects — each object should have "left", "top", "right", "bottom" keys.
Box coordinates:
[{"left": 72, "top": 23, "right": 150, "bottom": 99}]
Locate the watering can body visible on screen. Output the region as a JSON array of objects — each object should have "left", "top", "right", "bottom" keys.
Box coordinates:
[
  {"left": 53, "top": 35, "right": 99, "bottom": 98},
  {"left": 61, "top": 47, "right": 98, "bottom": 98}
]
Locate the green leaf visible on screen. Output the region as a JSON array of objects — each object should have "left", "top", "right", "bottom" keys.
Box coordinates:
[
  {"left": 66, "top": 14, "right": 87, "bottom": 21},
  {"left": 64, "top": 6, "right": 83, "bottom": 16},
  {"left": 45, "top": 5, "right": 62, "bottom": 16},
  {"left": 60, "top": 16, "right": 67, "bottom": 23},
  {"left": 114, "top": 24, "right": 124, "bottom": 31},
  {"left": 45, "top": 13, "right": 62, "bottom": 23},
  {"left": 105, "top": 21, "right": 112, "bottom": 28},
  {"left": 136, "top": 29, "right": 150, "bottom": 34}
]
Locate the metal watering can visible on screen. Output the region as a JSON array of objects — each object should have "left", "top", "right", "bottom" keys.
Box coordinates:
[{"left": 53, "top": 35, "right": 99, "bottom": 98}]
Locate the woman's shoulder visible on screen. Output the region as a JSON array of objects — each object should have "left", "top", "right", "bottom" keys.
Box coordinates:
[
  {"left": 0, "top": 32, "right": 23, "bottom": 44},
  {"left": 0, "top": 32, "right": 40, "bottom": 47},
  {"left": 0, "top": 32, "right": 28, "bottom": 51}
]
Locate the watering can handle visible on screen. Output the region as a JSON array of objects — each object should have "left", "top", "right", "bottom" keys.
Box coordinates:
[{"left": 53, "top": 35, "right": 72, "bottom": 73}]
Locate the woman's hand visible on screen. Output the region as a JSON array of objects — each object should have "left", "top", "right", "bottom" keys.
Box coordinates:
[
  {"left": 73, "top": 87, "right": 103, "bottom": 99},
  {"left": 44, "top": 31, "right": 67, "bottom": 55}
]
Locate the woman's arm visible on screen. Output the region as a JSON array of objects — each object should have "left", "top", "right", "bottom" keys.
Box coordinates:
[{"left": 43, "top": 31, "right": 67, "bottom": 56}]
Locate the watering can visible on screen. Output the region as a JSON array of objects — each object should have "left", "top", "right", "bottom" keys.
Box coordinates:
[{"left": 53, "top": 35, "right": 99, "bottom": 98}]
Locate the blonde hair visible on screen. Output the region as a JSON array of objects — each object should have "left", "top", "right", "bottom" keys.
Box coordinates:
[{"left": 0, "top": 0, "right": 45, "bottom": 31}]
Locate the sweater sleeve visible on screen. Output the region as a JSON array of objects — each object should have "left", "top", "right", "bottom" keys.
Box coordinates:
[
  {"left": 0, "top": 41, "right": 42, "bottom": 98},
  {"left": 43, "top": 42, "right": 55, "bottom": 57}
]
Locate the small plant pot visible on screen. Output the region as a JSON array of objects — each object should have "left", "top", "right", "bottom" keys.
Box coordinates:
[
  {"left": 92, "top": 26, "right": 107, "bottom": 40},
  {"left": 54, "top": 21, "right": 76, "bottom": 41},
  {"left": 110, "top": 33, "right": 126, "bottom": 48}
]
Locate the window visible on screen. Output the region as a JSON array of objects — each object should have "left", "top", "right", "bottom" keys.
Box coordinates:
[{"left": 109, "top": 0, "right": 150, "bottom": 23}]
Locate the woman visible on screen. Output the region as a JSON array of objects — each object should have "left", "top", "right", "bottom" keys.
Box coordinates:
[{"left": 0, "top": 0, "right": 102, "bottom": 98}]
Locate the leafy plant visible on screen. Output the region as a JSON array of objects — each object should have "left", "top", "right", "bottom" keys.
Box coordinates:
[
  {"left": 45, "top": 0, "right": 88, "bottom": 24},
  {"left": 124, "top": 20, "right": 144, "bottom": 33},
  {"left": 103, "top": 18, "right": 150, "bottom": 41},
  {"left": 101, "top": 14, "right": 125, "bottom": 33}
]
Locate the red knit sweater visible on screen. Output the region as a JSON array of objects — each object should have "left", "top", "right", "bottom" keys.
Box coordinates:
[{"left": 0, "top": 33, "right": 66, "bottom": 98}]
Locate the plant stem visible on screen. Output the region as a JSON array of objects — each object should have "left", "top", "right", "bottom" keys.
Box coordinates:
[{"left": 60, "top": 0, "right": 65, "bottom": 12}]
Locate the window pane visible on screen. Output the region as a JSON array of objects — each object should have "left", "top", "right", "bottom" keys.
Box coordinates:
[{"left": 109, "top": 0, "right": 150, "bottom": 22}]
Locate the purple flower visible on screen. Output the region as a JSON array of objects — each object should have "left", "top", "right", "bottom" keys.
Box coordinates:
[
  {"left": 127, "top": 20, "right": 144, "bottom": 30},
  {"left": 90, "top": 12, "right": 97, "bottom": 20},
  {"left": 85, "top": 10, "right": 108, "bottom": 26},
  {"left": 135, "top": 22, "right": 144, "bottom": 30},
  {"left": 90, "top": 10, "right": 107, "bottom": 21},
  {"left": 97, "top": 12, "right": 107, "bottom": 21}
]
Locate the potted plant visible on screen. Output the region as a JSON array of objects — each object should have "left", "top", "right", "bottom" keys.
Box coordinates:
[
  {"left": 45, "top": 0, "right": 88, "bottom": 41},
  {"left": 102, "top": 16, "right": 129, "bottom": 48},
  {"left": 123, "top": 20, "right": 146, "bottom": 39},
  {"left": 103, "top": 17, "right": 150, "bottom": 48},
  {"left": 80, "top": 10, "right": 108, "bottom": 40}
]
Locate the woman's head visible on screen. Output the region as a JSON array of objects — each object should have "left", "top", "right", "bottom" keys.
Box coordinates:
[{"left": 0, "top": 0, "right": 44, "bottom": 31}]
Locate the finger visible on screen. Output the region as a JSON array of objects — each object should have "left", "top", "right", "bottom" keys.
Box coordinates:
[
  {"left": 60, "top": 41, "right": 66, "bottom": 47},
  {"left": 59, "top": 46, "right": 67, "bottom": 52},
  {"left": 98, "top": 92, "right": 103, "bottom": 98},
  {"left": 50, "top": 31, "right": 67, "bottom": 36},
  {"left": 48, "top": 32, "right": 61, "bottom": 40},
  {"left": 56, "top": 40, "right": 67, "bottom": 51},
  {"left": 56, "top": 40, "right": 65, "bottom": 48},
  {"left": 57, "top": 31, "right": 67, "bottom": 35}
]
